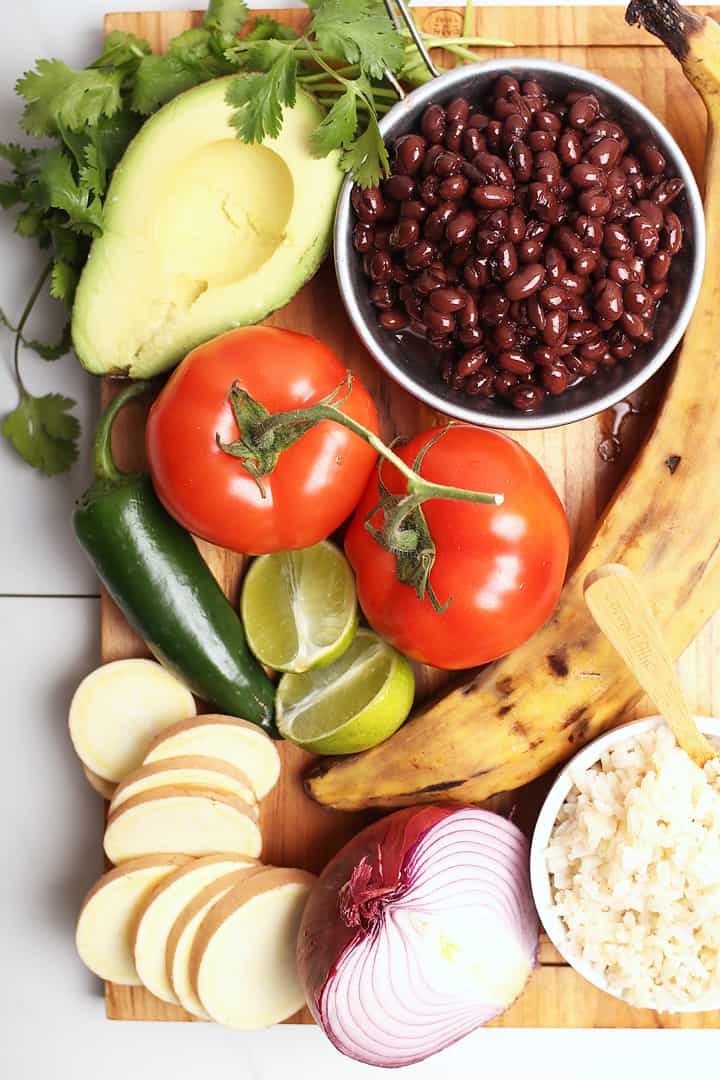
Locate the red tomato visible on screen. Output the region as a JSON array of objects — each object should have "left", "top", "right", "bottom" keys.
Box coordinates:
[
  {"left": 146, "top": 327, "right": 379, "bottom": 554},
  {"left": 344, "top": 425, "right": 569, "bottom": 670}
]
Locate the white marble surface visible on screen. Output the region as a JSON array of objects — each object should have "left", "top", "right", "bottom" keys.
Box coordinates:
[{"left": 0, "top": 1, "right": 715, "bottom": 1076}]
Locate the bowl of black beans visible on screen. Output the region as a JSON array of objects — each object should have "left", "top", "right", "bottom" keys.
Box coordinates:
[{"left": 335, "top": 59, "right": 705, "bottom": 427}]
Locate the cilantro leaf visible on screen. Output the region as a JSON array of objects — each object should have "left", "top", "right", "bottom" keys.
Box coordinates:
[
  {"left": 342, "top": 112, "right": 390, "bottom": 187},
  {"left": 205, "top": 0, "right": 249, "bottom": 36},
  {"left": 17, "top": 60, "right": 123, "bottom": 136},
  {"left": 244, "top": 15, "right": 299, "bottom": 42},
  {"left": 245, "top": 39, "right": 296, "bottom": 73},
  {"left": 91, "top": 31, "right": 151, "bottom": 71},
  {"left": 2, "top": 391, "right": 80, "bottom": 476},
  {"left": 226, "top": 49, "right": 297, "bottom": 143},
  {"left": 311, "top": 85, "right": 358, "bottom": 156},
  {"left": 79, "top": 145, "right": 104, "bottom": 196},
  {"left": 30, "top": 150, "right": 103, "bottom": 236},
  {"left": 0, "top": 142, "right": 40, "bottom": 171},
  {"left": 15, "top": 205, "right": 48, "bottom": 239},
  {"left": 130, "top": 54, "right": 200, "bottom": 115},
  {"left": 50, "top": 259, "right": 79, "bottom": 303},
  {"left": 130, "top": 30, "right": 233, "bottom": 115},
  {"left": 310, "top": 0, "right": 404, "bottom": 79},
  {"left": 23, "top": 320, "right": 72, "bottom": 361},
  {"left": 0, "top": 182, "right": 21, "bottom": 208}
]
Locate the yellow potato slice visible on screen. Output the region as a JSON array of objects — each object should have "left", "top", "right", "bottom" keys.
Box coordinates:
[
  {"left": 76, "top": 854, "right": 189, "bottom": 985},
  {"left": 69, "top": 659, "right": 196, "bottom": 782},
  {"left": 82, "top": 763, "right": 116, "bottom": 801},
  {"left": 143, "top": 715, "right": 280, "bottom": 799},
  {"left": 167, "top": 866, "right": 264, "bottom": 1019},
  {"left": 190, "top": 867, "right": 316, "bottom": 1029},
  {"left": 109, "top": 755, "right": 258, "bottom": 818},
  {"left": 132, "top": 855, "right": 257, "bottom": 1005},
  {"left": 104, "top": 786, "right": 262, "bottom": 865}
]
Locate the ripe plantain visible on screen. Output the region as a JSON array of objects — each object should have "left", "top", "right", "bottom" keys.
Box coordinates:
[{"left": 306, "top": 0, "right": 720, "bottom": 811}]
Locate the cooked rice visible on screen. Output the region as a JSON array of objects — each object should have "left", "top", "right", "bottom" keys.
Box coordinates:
[{"left": 545, "top": 724, "right": 720, "bottom": 1010}]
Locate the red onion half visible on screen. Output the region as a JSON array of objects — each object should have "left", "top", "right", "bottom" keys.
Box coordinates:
[{"left": 298, "top": 806, "right": 538, "bottom": 1068}]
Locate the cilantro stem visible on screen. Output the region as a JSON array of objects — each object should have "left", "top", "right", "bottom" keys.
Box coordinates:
[
  {"left": 12, "top": 259, "right": 53, "bottom": 394},
  {"left": 299, "top": 65, "right": 360, "bottom": 84},
  {"left": 308, "top": 82, "right": 398, "bottom": 100}
]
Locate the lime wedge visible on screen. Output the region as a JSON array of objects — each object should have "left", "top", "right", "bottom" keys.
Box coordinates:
[
  {"left": 241, "top": 542, "right": 358, "bottom": 673},
  {"left": 275, "top": 629, "right": 415, "bottom": 754}
]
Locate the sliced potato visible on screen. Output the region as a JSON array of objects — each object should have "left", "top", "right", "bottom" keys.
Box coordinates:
[
  {"left": 190, "top": 867, "right": 315, "bottom": 1029},
  {"left": 132, "top": 855, "right": 257, "bottom": 1005},
  {"left": 82, "top": 764, "right": 116, "bottom": 801},
  {"left": 143, "top": 715, "right": 280, "bottom": 799},
  {"left": 104, "top": 785, "right": 262, "bottom": 865},
  {"left": 69, "top": 659, "right": 196, "bottom": 782},
  {"left": 109, "top": 755, "right": 258, "bottom": 817},
  {"left": 76, "top": 854, "right": 189, "bottom": 985},
  {"left": 167, "top": 866, "right": 263, "bottom": 1019}
]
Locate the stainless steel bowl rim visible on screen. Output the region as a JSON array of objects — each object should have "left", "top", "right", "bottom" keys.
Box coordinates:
[{"left": 334, "top": 57, "right": 706, "bottom": 430}]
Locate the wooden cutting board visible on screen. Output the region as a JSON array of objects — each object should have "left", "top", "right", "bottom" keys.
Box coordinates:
[{"left": 101, "top": 6, "right": 720, "bottom": 1029}]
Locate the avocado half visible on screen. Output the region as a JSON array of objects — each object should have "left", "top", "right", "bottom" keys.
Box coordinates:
[{"left": 72, "top": 78, "right": 344, "bottom": 377}]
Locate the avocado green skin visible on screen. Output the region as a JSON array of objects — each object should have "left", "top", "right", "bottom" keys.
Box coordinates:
[{"left": 74, "top": 473, "right": 277, "bottom": 736}]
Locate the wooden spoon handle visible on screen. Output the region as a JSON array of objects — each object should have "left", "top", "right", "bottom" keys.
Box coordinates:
[{"left": 584, "top": 564, "right": 716, "bottom": 767}]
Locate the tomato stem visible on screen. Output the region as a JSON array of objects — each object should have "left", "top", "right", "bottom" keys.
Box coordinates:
[
  {"left": 238, "top": 374, "right": 503, "bottom": 509},
  {"left": 217, "top": 375, "right": 503, "bottom": 612}
]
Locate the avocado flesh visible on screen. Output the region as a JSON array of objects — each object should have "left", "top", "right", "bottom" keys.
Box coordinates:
[{"left": 72, "top": 78, "right": 343, "bottom": 378}]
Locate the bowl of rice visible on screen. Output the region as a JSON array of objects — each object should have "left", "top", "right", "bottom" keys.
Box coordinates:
[{"left": 530, "top": 715, "right": 720, "bottom": 1012}]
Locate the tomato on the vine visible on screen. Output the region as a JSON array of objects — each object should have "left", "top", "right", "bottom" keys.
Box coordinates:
[
  {"left": 344, "top": 425, "right": 570, "bottom": 670},
  {"left": 146, "top": 327, "right": 379, "bottom": 555}
]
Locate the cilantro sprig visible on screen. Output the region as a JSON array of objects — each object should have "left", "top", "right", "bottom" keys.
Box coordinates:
[{"left": 1, "top": 0, "right": 505, "bottom": 476}]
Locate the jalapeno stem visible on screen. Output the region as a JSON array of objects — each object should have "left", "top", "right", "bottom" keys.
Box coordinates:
[{"left": 93, "top": 380, "right": 150, "bottom": 483}]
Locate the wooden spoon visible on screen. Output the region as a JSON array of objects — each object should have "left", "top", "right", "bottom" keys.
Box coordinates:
[{"left": 584, "top": 563, "right": 716, "bottom": 767}]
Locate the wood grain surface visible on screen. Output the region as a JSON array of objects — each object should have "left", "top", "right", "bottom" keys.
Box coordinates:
[{"left": 101, "top": 6, "right": 720, "bottom": 1029}]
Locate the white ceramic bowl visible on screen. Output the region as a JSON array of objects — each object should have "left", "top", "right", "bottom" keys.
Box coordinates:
[{"left": 530, "top": 714, "right": 720, "bottom": 1012}]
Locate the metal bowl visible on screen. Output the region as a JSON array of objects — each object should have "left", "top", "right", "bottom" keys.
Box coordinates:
[{"left": 334, "top": 58, "right": 706, "bottom": 430}]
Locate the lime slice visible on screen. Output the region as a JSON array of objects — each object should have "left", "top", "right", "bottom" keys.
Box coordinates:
[
  {"left": 241, "top": 542, "right": 358, "bottom": 673},
  {"left": 275, "top": 629, "right": 415, "bottom": 754}
]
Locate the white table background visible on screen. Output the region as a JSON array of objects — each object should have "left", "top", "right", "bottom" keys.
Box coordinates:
[{"left": 1, "top": 1, "right": 715, "bottom": 1074}]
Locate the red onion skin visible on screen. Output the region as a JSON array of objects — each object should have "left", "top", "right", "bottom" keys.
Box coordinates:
[{"left": 298, "top": 806, "right": 454, "bottom": 1016}]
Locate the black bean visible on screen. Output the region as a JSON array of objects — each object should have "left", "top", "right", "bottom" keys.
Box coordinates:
[
  {"left": 593, "top": 279, "right": 624, "bottom": 321},
  {"left": 663, "top": 210, "right": 683, "bottom": 254},
  {"left": 508, "top": 139, "right": 533, "bottom": 182},
  {"left": 472, "top": 185, "right": 514, "bottom": 210},
  {"left": 446, "top": 210, "right": 476, "bottom": 246},
  {"left": 511, "top": 384, "right": 546, "bottom": 410},
  {"left": 587, "top": 137, "right": 622, "bottom": 169},
  {"left": 456, "top": 347, "right": 488, "bottom": 376},
  {"left": 378, "top": 309, "right": 408, "bottom": 331},
  {"left": 422, "top": 104, "right": 446, "bottom": 144},
  {"left": 505, "top": 263, "right": 545, "bottom": 300},
  {"left": 569, "top": 95, "right": 600, "bottom": 129},
  {"left": 369, "top": 283, "right": 395, "bottom": 310},
  {"left": 394, "top": 134, "right": 426, "bottom": 176},
  {"left": 630, "top": 215, "right": 659, "bottom": 256},
  {"left": 353, "top": 224, "right": 374, "bottom": 253},
  {"left": 405, "top": 240, "right": 436, "bottom": 269},
  {"left": 558, "top": 129, "right": 582, "bottom": 165},
  {"left": 439, "top": 174, "right": 469, "bottom": 201},
  {"left": 389, "top": 219, "right": 419, "bottom": 250},
  {"left": 638, "top": 141, "right": 666, "bottom": 175},
  {"left": 623, "top": 283, "right": 653, "bottom": 315},
  {"left": 352, "top": 185, "right": 384, "bottom": 224},
  {"left": 478, "top": 288, "right": 510, "bottom": 325},
  {"left": 649, "top": 251, "right": 672, "bottom": 282}
]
